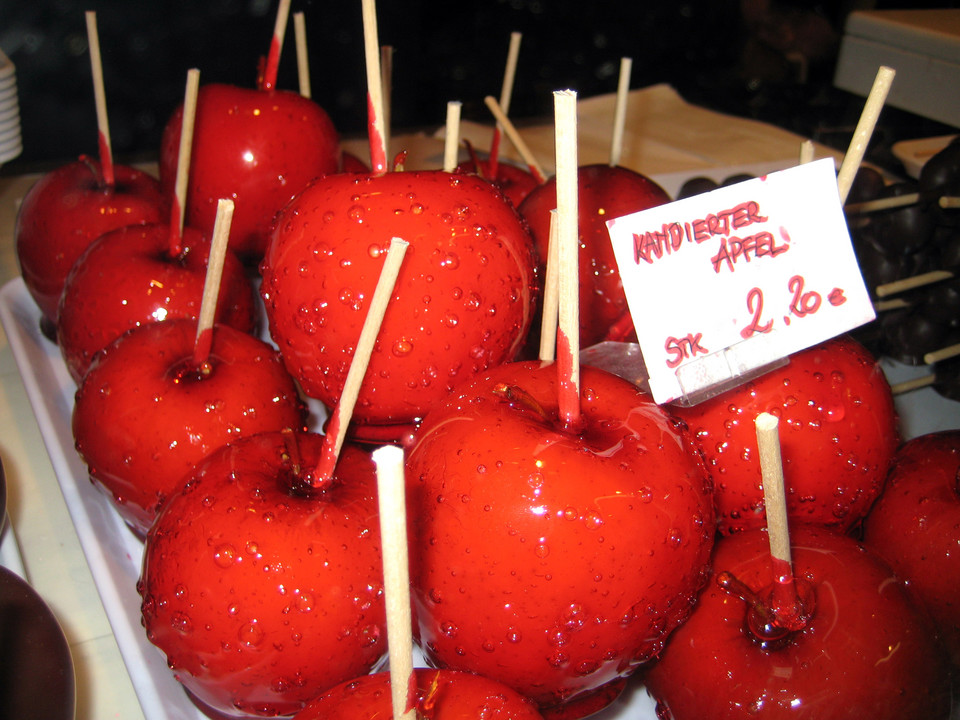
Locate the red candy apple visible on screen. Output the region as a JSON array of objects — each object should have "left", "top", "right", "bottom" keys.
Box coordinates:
[
  {"left": 57, "top": 223, "right": 257, "bottom": 383},
  {"left": 643, "top": 524, "right": 953, "bottom": 719},
  {"left": 458, "top": 155, "right": 539, "bottom": 209},
  {"left": 159, "top": 83, "right": 340, "bottom": 261},
  {"left": 670, "top": 335, "right": 899, "bottom": 535},
  {"left": 862, "top": 430, "right": 960, "bottom": 670},
  {"left": 293, "top": 668, "right": 546, "bottom": 719},
  {"left": 517, "top": 164, "right": 671, "bottom": 347},
  {"left": 405, "top": 360, "right": 715, "bottom": 716},
  {"left": 139, "top": 433, "right": 386, "bottom": 718},
  {"left": 14, "top": 157, "right": 165, "bottom": 333},
  {"left": 260, "top": 170, "right": 539, "bottom": 440},
  {"left": 73, "top": 318, "right": 306, "bottom": 535}
]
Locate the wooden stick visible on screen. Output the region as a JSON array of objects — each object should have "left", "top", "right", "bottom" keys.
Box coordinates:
[
  {"left": 84, "top": 11, "right": 114, "bottom": 187},
  {"left": 941, "top": 196, "right": 960, "bottom": 209},
  {"left": 373, "top": 445, "right": 416, "bottom": 720},
  {"left": 262, "top": 0, "right": 291, "bottom": 91},
  {"left": 554, "top": 89, "right": 580, "bottom": 431},
  {"left": 836, "top": 66, "right": 895, "bottom": 205},
  {"left": 873, "top": 297, "right": 910, "bottom": 313},
  {"left": 170, "top": 68, "right": 200, "bottom": 253},
  {"left": 483, "top": 95, "right": 547, "bottom": 183},
  {"left": 489, "top": 31, "right": 522, "bottom": 175},
  {"left": 443, "top": 101, "right": 462, "bottom": 173},
  {"left": 925, "top": 343, "right": 960, "bottom": 365},
  {"left": 362, "top": 0, "right": 387, "bottom": 174},
  {"left": 799, "top": 140, "right": 814, "bottom": 165},
  {"left": 875, "top": 269, "right": 953, "bottom": 298},
  {"left": 846, "top": 193, "right": 960, "bottom": 214},
  {"left": 314, "top": 237, "right": 409, "bottom": 482},
  {"left": 539, "top": 209, "right": 560, "bottom": 363},
  {"left": 891, "top": 374, "right": 936, "bottom": 395},
  {"left": 609, "top": 57, "right": 632, "bottom": 167},
  {"left": 294, "top": 11, "right": 311, "bottom": 98},
  {"left": 192, "top": 198, "right": 234, "bottom": 367},
  {"left": 755, "top": 412, "right": 791, "bottom": 567},
  {"left": 381, "top": 45, "right": 394, "bottom": 162}
]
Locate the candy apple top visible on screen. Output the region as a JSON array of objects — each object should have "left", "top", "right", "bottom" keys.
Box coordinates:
[
  {"left": 139, "top": 434, "right": 386, "bottom": 718},
  {"left": 57, "top": 222, "right": 258, "bottom": 384},
  {"left": 670, "top": 335, "right": 899, "bottom": 535},
  {"left": 643, "top": 524, "right": 953, "bottom": 720},
  {"left": 159, "top": 83, "right": 340, "bottom": 262},
  {"left": 15, "top": 157, "right": 165, "bottom": 331},
  {"left": 862, "top": 430, "right": 960, "bottom": 670},
  {"left": 293, "top": 668, "right": 546, "bottom": 719},
  {"left": 517, "top": 164, "right": 670, "bottom": 348},
  {"left": 404, "top": 359, "right": 715, "bottom": 715},
  {"left": 73, "top": 318, "right": 306, "bottom": 535},
  {"left": 260, "top": 169, "right": 539, "bottom": 437},
  {"left": 457, "top": 157, "right": 539, "bottom": 209}
]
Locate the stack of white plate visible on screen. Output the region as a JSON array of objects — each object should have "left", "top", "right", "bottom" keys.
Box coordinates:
[{"left": 0, "top": 49, "right": 22, "bottom": 166}]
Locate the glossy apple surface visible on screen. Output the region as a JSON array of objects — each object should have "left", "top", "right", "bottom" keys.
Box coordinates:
[
  {"left": 159, "top": 83, "right": 340, "bottom": 261},
  {"left": 457, "top": 157, "right": 539, "bottom": 209},
  {"left": 293, "top": 668, "right": 546, "bottom": 719},
  {"left": 139, "top": 434, "right": 386, "bottom": 718},
  {"left": 405, "top": 360, "right": 715, "bottom": 716},
  {"left": 57, "top": 223, "right": 257, "bottom": 383},
  {"left": 670, "top": 335, "right": 899, "bottom": 535},
  {"left": 517, "top": 164, "right": 670, "bottom": 347},
  {"left": 73, "top": 319, "right": 306, "bottom": 535},
  {"left": 862, "top": 430, "right": 960, "bottom": 670},
  {"left": 260, "top": 170, "right": 539, "bottom": 438},
  {"left": 15, "top": 157, "right": 165, "bottom": 331},
  {"left": 643, "top": 524, "right": 953, "bottom": 719}
]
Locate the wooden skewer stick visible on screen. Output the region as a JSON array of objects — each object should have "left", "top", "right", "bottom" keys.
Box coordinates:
[
  {"left": 372, "top": 444, "right": 416, "bottom": 720},
  {"left": 381, "top": 44, "right": 394, "bottom": 161},
  {"left": 539, "top": 209, "right": 560, "bottom": 363},
  {"left": 84, "top": 11, "right": 114, "bottom": 187},
  {"left": 875, "top": 269, "right": 953, "bottom": 298},
  {"left": 925, "top": 343, "right": 960, "bottom": 365},
  {"left": 483, "top": 95, "right": 547, "bottom": 183},
  {"left": 262, "top": 0, "right": 291, "bottom": 91},
  {"left": 891, "top": 374, "right": 936, "bottom": 395},
  {"left": 313, "top": 237, "right": 409, "bottom": 482},
  {"left": 192, "top": 198, "right": 234, "bottom": 367},
  {"left": 756, "top": 412, "right": 791, "bottom": 568},
  {"left": 294, "top": 11, "right": 311, "bottom": 98},
  {"left": 799, "top": 139, "right": 815, "bottom": 165},
  {"left": 361, "top": 0, "right": 387, "bottom": 174},
  {"left": 836, "top": 66, "right": 895, "bottom": 205},
  {"left": 846, "top": 193, "right": 960, "bottom": 214},
  {"left": 609, "top": 57, "right": 632, "bottom": 168},
  {"left": 873, "top": 297, "right": 911, "bottom": 313},
  {"left": 170, "top": 68, "right": 200, "bottom": 251},
  {"left": 488, "top": 31, "right": 522, "bottom": 175},
  {"left": 443, "top": 101, "right": 462, "bottom": 173}
]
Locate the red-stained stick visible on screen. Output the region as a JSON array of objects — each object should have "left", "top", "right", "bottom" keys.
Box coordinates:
[
  {"left": 85, "top": 11, "right": 114, "bottom": 187},
  {"left": 192, "top": 198, "right": 234, "bottom": 367},
  {"left": 488, "top": 31, "right": 522, "bottom": 178},
  {"left": 361, "top": 0, "right": 387, "bottom": 174},
  {"left": 261, "top": 0, "right": 291, "bottom": 91},
  {"left": 169, "top": 67, "right": 200, "bottom": 257}
]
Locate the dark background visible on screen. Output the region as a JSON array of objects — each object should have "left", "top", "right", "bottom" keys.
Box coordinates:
[{"left": 1, "top": 0, "right": 957, "bottom": 175}]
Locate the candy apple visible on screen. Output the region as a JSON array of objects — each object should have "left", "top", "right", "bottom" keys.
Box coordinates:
[
  {"left": 260, "top": 170, "right": 539, "bottom": 441},
  {"left": 293, "top": 668, "right": 546, "bottom": 719},
  {"left": 139, "top": 433, "right": 386, "bottom": 718},
  {"left": 14, "top": 157, "right": 165, "bottom": 334},
  {"left": 159, "top": 83, "right": 340, "bottom": 262},
  {"left": 862, "top": 430, "right": 960, "bottom": 670},
  {"left": 57, "top": 222, "right": 258, "bottom": 383},
  {"left": 517, "top": 164, "right": 670, "bottom": 347},
  {"left": 643, "top": 524, "right": 953, "bottom": 720},
  {"left": 670, "top": 335, "right": 899, "bottom": 535},
  {"left": 404, "top": 360, "right": 715, "bottom": 717},
  {"left": 457, "top": 156, "right": 539, "bottom": 209},
  {"left": 73, "top": 318, "right": 306, "bottom": 536}
]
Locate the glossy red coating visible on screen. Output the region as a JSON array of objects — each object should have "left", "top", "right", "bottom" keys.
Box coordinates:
[
  {"left": 517, "top": 164, "right": 670, "bottom": 347},
  {"left": 14, "top": 158, "right": 164, "bottom": 328},
  {"left": 73, "top": 319, "right": 306, "bottom": 535},
  {"left": 139, "top": 436, "right": 386, "bottom": 718},
  {"left": 670, "top": 336, "right": 899, "bottom": 535},
  {"left": 159, "top": 84, "right": 340, "bottom": 261},
  {"left": 457, "top": 158, "right": 540, "bottom": 209},
  {"left": 863, "top": 430, "right": 960, "bottom": 670},
  {"left": 293, "top": 668, "right": 546, "bottom": 719},
  {"left": 57, "top": 222, "right": 257, "bottom": 383},
  {"left": 405, "top": 360, "right": 715, "bottom": 715},
  {"left": 644, "top": 524, "right": 953, "bottom": 720},
  {"left": 260, "top": 170, "right": 539, "bottom": 435}
]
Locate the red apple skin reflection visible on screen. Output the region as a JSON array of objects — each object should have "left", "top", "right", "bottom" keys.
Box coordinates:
[
  {"left": 260, "top": 170, "right": 538, "bottom": 434},
  {"left": 73, "top": 319, "right": 306, "bottom": 536},
  {"left": 517, "top": 164, "right": 670, "bottom": 347},
  {"left": 670, "top": 336, "right": 899, "bottom": 535},
  {"left": 405, "top": 360, "right": 715, "bottom": 715},
  {"left": 139, "top": 435, "right": 386, "bottom": 718},
  {"left": 293, "top": 668, "right": 546, "bottom": 719},
  {"left": 57, "top": 223, "right": 257, "bottom": 383},
  {"left": 863, "top": 430, "right": 960, "bottom": 670},
  {"left": 15, "top": 158, "right": 165, "bottom": 330},
  {"left": 457, "top": 158, "right": 539, "bottom": 209},
  {"left": 159, "top": 83, "right": 340, "bottom": 261},
  {"left": 643, "top": 525, "right": 953, "bottom": 720}
]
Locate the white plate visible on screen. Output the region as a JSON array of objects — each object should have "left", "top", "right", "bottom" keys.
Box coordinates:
[{"left": 891, "top": 134, "right": 958, "bottom": 179}]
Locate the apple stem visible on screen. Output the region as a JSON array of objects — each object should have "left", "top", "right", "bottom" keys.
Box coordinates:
[
  {"left": 483, "top": 96, "right": 547, "bottom": 184},
  {"left": 260, "top": 0, "right": 291, "bottom": 91},
  {"left": 169, "top": 67, "right": 201, "bottom": 257},
  {"left": 361, "top": 0, "right": 388, "bottom": 175},
  {"left": 293, "top": 11, "right": 311, "bottom": 98},
  {"left": 488, "top": 31, "right": 522, "bottom": 178},
  {"left": 313, "top": 237, "right": 410, "bottom": 484},
  {"left": 192, "top": 198, "right": 234, "bottom": 368},
  {"left": 836, "top": 65, "right": 895, "bottom": 205},
  {"left": 84, "top": 11, "right": 115, "bottom": 188}
]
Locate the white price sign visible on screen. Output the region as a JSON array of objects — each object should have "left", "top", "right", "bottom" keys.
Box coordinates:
[{"left": 606, "top": 158, "right": 875, "bottom": 405}]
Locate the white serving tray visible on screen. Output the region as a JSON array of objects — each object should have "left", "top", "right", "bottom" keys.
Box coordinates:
[{"left": 0, "top": 276, "right": 659, "bottom": 720}]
